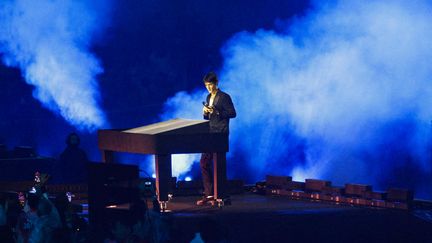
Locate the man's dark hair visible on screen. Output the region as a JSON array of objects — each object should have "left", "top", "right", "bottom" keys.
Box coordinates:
[{"left": 203, "top": 71, "right": 218, "bottom": 84}]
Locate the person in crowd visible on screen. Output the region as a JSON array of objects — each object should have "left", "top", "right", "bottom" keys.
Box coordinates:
[{"left": 55, "top": 133, "right": 89, "bottom": 184}]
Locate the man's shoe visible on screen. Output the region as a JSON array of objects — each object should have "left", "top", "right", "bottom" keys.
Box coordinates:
[{"left": 196, "top": 196, "right": 214, "bottom": 206}]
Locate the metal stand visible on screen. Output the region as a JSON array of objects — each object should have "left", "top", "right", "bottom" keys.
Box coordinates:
[
  {"left": 159, "top": 201, "right": 168, "bottom": 212},
  {"left": 214, "top": 198, "right": 231, "bottom": 208}
]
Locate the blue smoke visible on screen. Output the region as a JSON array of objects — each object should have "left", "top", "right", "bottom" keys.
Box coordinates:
[
  {"left": 160, "top": 90, "right": 207, "bottom": 178},
  {"left": 0, "top": 0, "right": 111, "bottom": 131},
  {"left": 162, "top": 0, "right": 432, "bottom": 198}
]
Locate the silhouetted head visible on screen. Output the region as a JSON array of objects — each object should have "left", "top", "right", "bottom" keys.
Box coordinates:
[{"left": 66, "top": 132, "right": 80, "bottom": 147}]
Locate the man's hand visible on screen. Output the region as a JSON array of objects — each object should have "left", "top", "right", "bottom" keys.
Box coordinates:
[{"left": 203, "top": 106, "right": 214, "bottom": 114}]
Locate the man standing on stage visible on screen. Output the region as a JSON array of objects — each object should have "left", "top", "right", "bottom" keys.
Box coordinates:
[{"left": 197, "top": 71, "right": 236, "bottom": 206}]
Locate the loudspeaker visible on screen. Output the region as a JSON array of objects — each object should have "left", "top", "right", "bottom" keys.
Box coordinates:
[
  {"left": 344, "top": 184, "right": 372, "bottom": 197},
  {"left": 387, "top": 188, "right": 413, "bottom": 202},
  {"left": 87, "top": 162, "right": 140, "bottom": 238},
  {"left": 266, "top": 175, "right": 292, "bottom": 189},
  {"left": 305, "top": 179, "right": 331, "bottom": 192}
]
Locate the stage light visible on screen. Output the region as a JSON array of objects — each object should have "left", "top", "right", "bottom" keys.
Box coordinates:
[
  {"left": 66, "top": 192, "right": 72, "bottom": 202},
  {"left": 185, "top": 176, "right": 192, "bottom": 181},
  {"left": 152, "top": 173, "right": 156, "bottom": 178},
  {"left": 29, "top": 187, "right": 37, "bottom": 194}
]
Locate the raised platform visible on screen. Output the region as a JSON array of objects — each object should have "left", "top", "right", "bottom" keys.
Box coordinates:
[{"left": 160, "top": 193, "right": 432, "bottom": 242}]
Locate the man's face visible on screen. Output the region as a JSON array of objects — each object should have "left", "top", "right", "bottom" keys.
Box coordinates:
[{"left": 204, "top": 81, "right": 217, "bottom": 93}]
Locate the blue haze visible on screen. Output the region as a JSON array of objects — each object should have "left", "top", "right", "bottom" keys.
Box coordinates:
[
  {"left": 162, "top": 0, "right": 432, "bottom": 198},
  {"left": 1, "top": 0, "right": 432, "bottom": 199},
  {"left": 0, "top": 0, "right": 111, "bottom": 131}
]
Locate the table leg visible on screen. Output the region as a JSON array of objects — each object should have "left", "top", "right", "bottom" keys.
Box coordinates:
[
  {"left": 155, "top": 154, "right": 172, "bottom": 203},
  {"left": 213, "top": 152, "right": 227, "bottom": 200},
  {"left": 101, "top": 150, "right": 114, "bottom": 163}
]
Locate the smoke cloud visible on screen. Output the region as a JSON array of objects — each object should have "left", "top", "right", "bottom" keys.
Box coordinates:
[
  {"left": 160, "top": 90, "right": 207, "bottom": 178},
  {"left": 162, "top": 0, "right": 432, "bottom": 198},
  {"left": 0, "top": 0, "right": 110, "bottom": 131}
]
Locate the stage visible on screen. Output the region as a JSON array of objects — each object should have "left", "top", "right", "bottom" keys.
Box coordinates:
[{"left": 136, "top": 192, "right": 432, "bottom": 242}]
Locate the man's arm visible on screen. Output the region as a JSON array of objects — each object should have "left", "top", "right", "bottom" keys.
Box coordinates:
[
  {"left": 217, "top": 94, "right": 236, "bottom": 119},
  {"left": 203, "top": 95, "right": 210, "bottom": 120}
]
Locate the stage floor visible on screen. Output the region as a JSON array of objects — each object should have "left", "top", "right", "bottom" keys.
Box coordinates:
[{"left": 159, "top": 193, "right": 432, "bottom": 242}]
